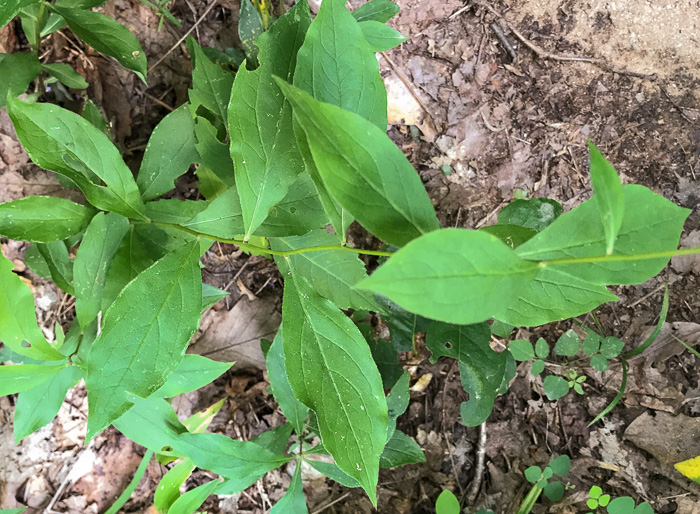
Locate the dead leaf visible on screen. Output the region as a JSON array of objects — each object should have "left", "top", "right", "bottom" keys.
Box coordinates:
[{"left": 190, "top": 296, "right": 281, "bottom": 370}]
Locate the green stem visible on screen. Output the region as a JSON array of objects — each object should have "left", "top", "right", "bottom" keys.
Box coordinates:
[
  {"left": 671, "top": 335, "right": 700, "bottom": 359},
  {"left": 104, "top": 449, "right": 154, "bottom": 514},
  {"left": 34, "top": 1, "right": 46, "bottom": 53},
  {"left": 146, "top": 220, "right": 395, "bottom": 257},
  {"left": 538, "top": 245, "right": 700, "bottom": 267},
  {"left": 516, "top": 484, "right": 543, "bottom": 514}
]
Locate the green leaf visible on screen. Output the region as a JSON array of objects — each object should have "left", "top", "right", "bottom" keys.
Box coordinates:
[
  {"left": 193, "top": 116, "right": 235, "bottom": 186},
  {"left": 480, "top": 224, "right": 539, "bottom": 249},
  {"left": 352, "top": 0, "right": 399, "bottom": 22},
  {"left": 250, "top": 422, "right": 293, "bottom": 455},
  {"left": 497, "top": 198, "right": 562, "bottom": 232},
  {"left": 169, "top": 478, "right": 223, "bottom": 514},
  {"left": 606, "top": 497, "right": 635, "bottom": 514},
  {"left": 81, "top": 98, "right": 109, "bottom": 135},
  {"left": 634, "top": 503, "right": 654, "bottom": 514},
  {"left": 137, "top": 105, "right": 198, "bottom": 201},
  {"left": 359, "top": 21, "right": 407, "bottom": 52},
  {"left": 295, "top": 0, "right": 387, "bottom": 128},
  {"left": 377, "top": 297, "right": 428, "bottom": 352},
  {"left": 0, "top": 196, "right": 94, "bottom": 243},
  {"left": 7, "top": 97, "right": 146, "bottom": 219},
  {"left": 187, "top": 37, "right": 235, "bottom": 122},
  {"left": 0, "top": 0, "right": 28, "bottom": 27},
  {"left": 590, "top": 354, "right": 609, "bottom": 372},
  {"left": 516, "top": 185, "right": 690, "bottom": 285},
  {"left": 266, "top": 327, "right": 309, "bottom": 434},
  {"left": 85, "top": 241, "right": 202, "bottom": 440},
  {"left": 306, "top": 460, "right": 361, "bottom": 489},
  {"left": 426, "top": 321, "right": 506, "bottom": 426},
  {"left": 600, "top": 336, "right": 625, "bottom": 359},
  {"left": 582, "top": 331, "right": 602, "bottom": 355},
  {"left": 153, "top": 459, "right": 196, "bottom": 512},
  {"left": 588, "top": 142, "right": 624, "bottom": 255},
  {"left": 170, "top": 432, "right": 290, "bottom": 484},
  {"left": 14, "top": 365, "right": 81, "bottom": 442},
  {"left": 367, "top": 335, "right": 403, "bottom": 390},
  {"left": 490, "top": 320, "right": 514, "bottom": 338},
  {"left": 435, "top": 490, "right": 461, "bottom": 514},
  {"left": 254, "top": 172, "right": 329, "bottom": 238},
  {"left": 379, "top": 429, "right": 425, "bottom": 468},
  {"left": 116, "top": 397, "right": 289, "bottom": 489},
  {"left": 554, "top": 329, "right": 580, "bottom": 357},
  {"left": 238, "top": 0, "right": 263, "bottom": 62},
  {"left": 40, "top": 62, "right": 88, "bottom": 89},
  {"left": 534, "top": 337, "right": 550, "bottom": 359},
  {"left": 145, "top": 199, "right": 207, "bottom": 224},
  {"left": 282, "top": 272, "right": 387, "bottom": 505},
  {"left": 269, "top": 465, "right": 308, "bottom": 514},
  {"left": 101, "top": 226, "right": 157, "bottom": 309},
  {"left": 543, "top": 375, "right": 570, "bottom": 400},
  {"left": 530, "top": 359, "right": 545, "bottom": 375},
  {"left": 24, "top": 243, "right": 52, "bottom": 279},
  {"left": 548, "top": 454, "right": 570, "bottom": 476},
  {"left": 543, "top": 481, "right": 565, "bottom": 501},
  {"left": 150, "top": 354, "right": 233, "bottom": 398},
  {"left": 589, "top": 485, "right": 603, "bottom": 499},
  {"left": 359, "top": 229, "right": 538, "bottom": 324},
  {"left": 271, "top": 230, "right": 378, "bottom": 310},
  {"left": 74, "top": 212, "right": 130, "bottom": 328},
  {"left": 278, "top": 80, "right": 440, "bottom": 247},
  {"left": 0, "top": 254, "right": 64, "bottom": 361},
  {"left": 202, "top": 283, "right": 229, "bottom": 310},
  {"left": 228, "top": 1, "right": 310, "bottom": 239},
  {"left": 0, "top": 363, "right": 67, "bottom": 396},
  {"left": 386, "top": 371, "right": 409, "bottom": 441},
  {"left": 37, "top": 240, "right": 74, "bottom": 294},
  {"left": 181, "top": 186, "right": 244, "bottom": 238},
  {"left": 48, "top": 6, "right": 147, "bottom": 82},
  {"left": 494, "top": 267, "right": 619, "bottom": 327},
  {"left": 0, "top": 53, "right": 41, "bottom": 108},
  {"left": 509, "top": 339, "right": 534, "bottom": 361},
  {"left": 524, "top": 465, "right": 542, "bottom": 483}
]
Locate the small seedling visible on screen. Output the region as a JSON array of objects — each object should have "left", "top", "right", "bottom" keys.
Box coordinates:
[{"left": 517, "top": 455, "right": 571, "bottom": 514}]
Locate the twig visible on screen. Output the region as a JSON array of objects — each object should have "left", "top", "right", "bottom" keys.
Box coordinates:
[
  {"left": 490, "top": 22, "right": 517, "bottom": 61},
  {"left": 144, "top": 91, "right": 175, "bottom": 111},
  {"left": 379, "top": 51, "right": 438, "bottom": 138},
  {"left": 311, "top": 492, "right": 352, "bottom": 514},
  {"left": 148, "top": 0, "right": 219, "bottom": 73},
  {"left": 658, "top": 84, "right": 697, "bottom": 124},
  {"left": 466, "top": 422, "right": 487, "bottom": 503},
  {"left": 628, "top": 283, "right": 665, "bottom": 308},
  {"left": 476, "top": 1, "right": 657, "bottom": 80},
  {"left": 479, "top": 105, "right": 507, "bottom": 132},
  {"left": 449, "top": 3, "right": 472, "bottom": 19}
]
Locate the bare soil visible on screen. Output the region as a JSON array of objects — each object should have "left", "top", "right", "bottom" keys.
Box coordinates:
[{"left": 1, "top": 0, "right": 699, "bottom": 512}]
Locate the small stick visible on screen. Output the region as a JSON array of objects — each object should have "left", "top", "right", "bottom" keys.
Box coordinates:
[
  {"left": 490, "top": 22, "right": 517, "bottom": 61},
  {"left": 476, "top": 1, "right": 657, "bottom": 80},
  {"left": 148, "top": 0, "right": 218, "bottom": 73},
  {"left": 466, "top": 422, "right": 487, "bottom": 503},
  {"left": 449, "top": 3, "right": 473, "bottom": 19},
  {"left": 144, "top": 91, "right": 175, "bottom": 111}
]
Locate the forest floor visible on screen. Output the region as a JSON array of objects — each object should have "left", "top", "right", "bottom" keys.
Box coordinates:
[{"left": 1, "top": 0, "right": 699, "bottom": 513}]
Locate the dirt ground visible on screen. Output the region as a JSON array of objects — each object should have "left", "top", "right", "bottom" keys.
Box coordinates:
[{"left": 1, "top": 0, "right": 699, "bottom": 512}]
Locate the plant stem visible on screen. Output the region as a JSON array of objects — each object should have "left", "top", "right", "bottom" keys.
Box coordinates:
[
  {"left": 516, "top": 484, "right": 543, "bottom": 514},
  {"left": 538, "top": 245, "right": 700, "bottom": 266},
  {"left": 104, "top": 449, "right": 154, "bottom": 514},
  {"left": 146, "top": 220, "right": 395, "bottom": 257},
  {"left": 35, "top": 1, "right": 46, "bottom": 53}
]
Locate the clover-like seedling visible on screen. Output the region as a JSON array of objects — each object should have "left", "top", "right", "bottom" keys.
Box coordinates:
[
  {"left": 509, "top": 337, "right": 549, "bottom": 376},
  {"left": 586, "top": 485, "right": 611, "bottom": 511}
]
